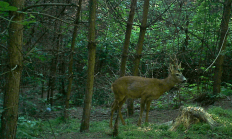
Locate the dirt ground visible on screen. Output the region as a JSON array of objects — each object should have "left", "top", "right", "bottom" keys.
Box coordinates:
[{"left": 37, "top": 95, "right": 232, "bottom": 123}]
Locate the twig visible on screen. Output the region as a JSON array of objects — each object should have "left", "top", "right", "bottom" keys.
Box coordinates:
[
  {"left": 46, "top": 119, "right": 57, "bottom": 139},
  {"left": 0, "top": 44, "right": 7, "bottom": 51},
  {"left": 147, "top": 0, "right": 176, "bottom": 27},
  {"left": 0, "top": 15, "right": 15, "bottom": 35},
  {"left": 18, "top": 11, "right": 78, "bottom": 26},
  {"left": 0, "top": 65, "right": 18, "bottom": 76},
  {"left": 204, "top": 28, "right": 229, "bottom": 72},
  {"left": 24, "top": 31, "right": 47, "bottom": 58}
]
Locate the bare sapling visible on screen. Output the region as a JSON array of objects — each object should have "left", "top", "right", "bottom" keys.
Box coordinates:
[{"left": 110, "top": 61, "right": 186, "bottom": 127}]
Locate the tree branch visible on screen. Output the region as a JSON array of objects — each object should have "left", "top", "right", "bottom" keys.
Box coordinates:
[
  {"left": 0, "top": 65, "right": 18, "bottom": 76},
  {"left": 23, "top": 3, "right": 79, "bottom": 11},
  {"left": 0, "top": 44, "right": 8, "bottom": 51},
  {"left": 147, "top": 0, "right": 176, "bottom": 28},
  {"left": 22, "top": 11, "right": 78, "bottom": 26}
]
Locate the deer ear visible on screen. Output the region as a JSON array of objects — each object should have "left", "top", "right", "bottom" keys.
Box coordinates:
[
  {"left": 178, "top": 62, "right": 181, "bottom": 68},
  {"left": 169, "top": 64, "right": 173, "bottom": 73}
]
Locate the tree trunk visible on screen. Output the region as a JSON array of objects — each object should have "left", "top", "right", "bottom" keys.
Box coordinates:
[
  {"left": 119, "top": 0, "right": 137, "bottom": 77},
  {"left": 213, "top": 0, "right": 231, "bottom": 95},
  {"left": 64, "top": 0, "right": 82, "bottom": 120},
  {"left": 1, "top": 0, "right": 24, "bottom": 138},
  {"left": 59, "top": 35, "right": 66, "bottom": 97},
  {"left": 47, "top": 34, "right": 60, "bottom": 107},
  {"left": 128, "top": 0, "right": 150, "bottom": 116},
  {"left": 183, "top": 15, "right": 189, "bottom": 52},
  {"left": 41, "top": 80, "right": 44, "bottom": 98},
  {"left": 80, "top": 0, "right": 97, "bottom": 132}
]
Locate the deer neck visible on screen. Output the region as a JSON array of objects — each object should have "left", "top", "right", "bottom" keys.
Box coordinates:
[{"left": 162, "top": 74, "right": 177, "bottom": 91}]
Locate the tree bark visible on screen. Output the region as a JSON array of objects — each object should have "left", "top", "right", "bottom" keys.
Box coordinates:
[
  {"left": 80, "top": 0, "right": 97, "bottom": 132},
  {"left": 132, "top": 0, "right": 149, "bottom": 76},
  {"left": 213, "top": 0, "right": 231, "bottom": 95},
  {"left": 59, "top": 35, "right": 66, "bottom": 97},
  {"left": 1, "top": 0, "right": 24, "bottom": 138},
  {"left": 128, "top": 0, "right": 150, "bottom": 116},
  {"left": 119, "top": 0, "right": 137, "bottom": 77},
  {"left": 64, "top": 0, "right": 82, "bottom": 120},
  {"left": 47, "top": 34, "right": 60, "bottom": 107},
  {"left": 183, "top": 15, "right": 189, "bottom": 52}
]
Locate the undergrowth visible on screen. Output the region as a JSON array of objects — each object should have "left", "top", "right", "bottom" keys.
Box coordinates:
[{"left": 15, "top": 106, "right": 232, "bottom": 139}]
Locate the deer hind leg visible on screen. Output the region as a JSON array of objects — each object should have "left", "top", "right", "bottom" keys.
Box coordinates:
[
  {"left": 118, "top": 97, "right": 127, "bottom": 125},
  {"left": 138, "top": 97, "right": 146, "bottom": 126},
  {"left": 110, "top": 97, "right": 127, "bottom": 128},
  {"left": 145, "top": 100, "right": 152, "bottom": 123},
  {"left": 110, "top": 100, "right": 118, "bottom": 128}
]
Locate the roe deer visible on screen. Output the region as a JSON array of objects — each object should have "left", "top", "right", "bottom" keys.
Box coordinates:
[{"left": 109, "top": 62, "right": 186, "bottom": 127}]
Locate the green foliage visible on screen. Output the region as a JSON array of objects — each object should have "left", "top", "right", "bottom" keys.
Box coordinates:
[
  {"left": 17, "top": 117, "right": 42, "bottom": 138},
  {"left": 221, "top": 83, "right": 232, "bottom": 96},
  {"left": 0, "top": 2, "right": 36, "bottom": 25},
  {"left": 155, "top": 100, "right": 164, "bottom": 109},
  {"left": 0, "top": 1, "right": 17, "bottom": 12}
]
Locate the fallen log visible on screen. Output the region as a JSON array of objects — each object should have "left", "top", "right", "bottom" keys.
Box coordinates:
[{"left": 169, "top": 106, "right": 217, "bottom": 131}]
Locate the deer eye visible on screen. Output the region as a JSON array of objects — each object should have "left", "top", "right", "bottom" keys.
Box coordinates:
[{"left": 175, "top": 73, "right": 180, "bottom": 76}]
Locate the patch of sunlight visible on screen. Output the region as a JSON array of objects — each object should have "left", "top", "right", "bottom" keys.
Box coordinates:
[
  {"left": 137, "top": 126, "right": 153, "bottom": 132},
  {"left": 136, "top": 124, "right": 154, "bottom": 132}
]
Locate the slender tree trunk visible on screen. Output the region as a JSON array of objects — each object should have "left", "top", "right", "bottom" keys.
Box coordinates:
[
  {"left": 119, "top": 0, "right": 137, "bottom": 77},
  {"left": 80, "top": 0, "right": 97, "bottom": 132},
  {"left": 128, "top": 0, "right": 150, "bottom": 116},
  {"left": 132, "top": 0, "right": 149, "bottom": 76},
  {"left": 60, "top": 59, "right": 66, "bottom": 95},
  {"left": 213, "top": 0, "right": 231, "bottom": 95},
  {"left": 47, "top": 34, "right": 60, "bottom": 107},
  {"left": 41, "top": 79, "right": 44, "bottom": 98},
  {"left": 59, "top": 35, "right": 66, "bottom": 96},
  {"left": 1, "top": 0, "right": 24, "bottom": 138},
  {"left": 183, "top": 15, "right": 189, "bottom": 52},
  {"left": 64, "top": 0, "right": 82, "bottom": 120}
]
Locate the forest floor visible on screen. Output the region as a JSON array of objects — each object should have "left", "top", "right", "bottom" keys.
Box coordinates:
[{"left": 27, "top": 96, "right": 232, "bottom": 139}]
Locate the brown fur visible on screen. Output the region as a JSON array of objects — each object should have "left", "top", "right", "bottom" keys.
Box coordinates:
[{"left": 109, "top": 63, "right": 186, "bottom": 127}]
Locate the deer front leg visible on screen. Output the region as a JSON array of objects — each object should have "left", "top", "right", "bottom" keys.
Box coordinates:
[
  {"left": 138, "top": 98, "right": 146, "bottom": 126},
  {"left": 145, "top": 100, "right": 152, "bottom": 123}
]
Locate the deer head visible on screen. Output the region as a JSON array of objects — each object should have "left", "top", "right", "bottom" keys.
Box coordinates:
[{"left": 169, "top": 62, "right": 186, "bottom": 83}]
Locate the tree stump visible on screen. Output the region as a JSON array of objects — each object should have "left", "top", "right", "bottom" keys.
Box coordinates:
[{"left": 169, "top": 106, "right": 217, "bottom": 131}]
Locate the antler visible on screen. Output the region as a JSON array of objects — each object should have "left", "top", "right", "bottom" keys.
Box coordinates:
[{"left": 169, "top": 54, "right": 179, "bottom": 68}]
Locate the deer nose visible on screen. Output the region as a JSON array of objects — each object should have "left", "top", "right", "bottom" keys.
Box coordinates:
[
  {"left": 182, "top": 80, "right": 187, "bottom": 83},
  {"left": 182, "top": 76, "right": 187, "bottom": 83}
]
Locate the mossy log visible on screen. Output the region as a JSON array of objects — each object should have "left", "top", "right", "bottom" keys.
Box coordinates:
[{"left": 169, "top": 106, "right": 217, "bottom": 131}]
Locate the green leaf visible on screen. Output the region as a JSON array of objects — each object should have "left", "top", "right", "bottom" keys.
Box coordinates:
[
  {"left": 0, "top": 2, "right": 17, "bottom": 11},
  {"left": 200, "top": 67, "right": 205, "bottom": 70},
  {"left": 7, "top": 6, "right": 17, "bottom": 11},
  {"left": 0, "top": 1, "right": 9, "bottom": 8},
  {"left": 21, "top": 20, "right": 36, "bottom": 25},
  {"left": 29, "top": 14, "right": 35, "bottom": 18}
]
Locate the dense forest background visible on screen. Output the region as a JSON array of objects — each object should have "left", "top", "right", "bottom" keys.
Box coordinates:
[{"left": 0, "top": 0, "right": 232, "bottom": 138}]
